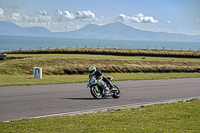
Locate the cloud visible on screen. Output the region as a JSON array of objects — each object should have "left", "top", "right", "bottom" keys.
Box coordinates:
[
  {"left": 39, "top": 11, "right": 48, "bottom": 15},
  {"left": 38, "top": 15, "right": 52, "bottom": 22},
  {"left": 140, "top": 16, "right": 158, "bottom": 23},
  {"left": 63, "top": 11, "right": 75, "bottom": 20},
  {"left": 21, "top": 15, "right": 38, "bottom": 22},
  {"left": 8, "top": 10, "right": 52, "bottom": 23},
  {"left": 166, "top": 20, "right": 171, "bottom": 23},
  {"left": 38, "top": 11, "right": 52, "bottom": 22},
  {"left": 56, "top": 10, "right": 62, "bottom": 16},
  {"left": 10, "top": 13, "right": 21, "bottom": 21},
  {"left": 117, "top": 13, "right": 158, "bottom": 23},
  {"left": 118, "top": 14, "right": 130, "bottom": 21},
  {"left": 56, "top": 10, "right": 98, "bottom": 21},
  {"left": 75, "top": 10, "right": 95, "bottom": 21},
  {"left": 0, "top": 8, "right": 5, "bottom": 18},
  {"left": 56, "top": 10, "right": 75, "bottom": 21}
]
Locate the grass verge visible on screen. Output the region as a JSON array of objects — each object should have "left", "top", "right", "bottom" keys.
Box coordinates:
[
  {"left": 1, "top": 98, "right": 199, "bottom": 132},
  {"left": 0, "top": 73, "right": 200, "bottom": 87}
]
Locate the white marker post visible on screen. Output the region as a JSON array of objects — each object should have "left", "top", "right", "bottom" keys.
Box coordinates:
[{"left": 34, "top": 67, "right": 42, "bottom": 79}]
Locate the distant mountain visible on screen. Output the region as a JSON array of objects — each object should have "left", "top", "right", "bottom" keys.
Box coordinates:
[
  {"left": 0, "top": 21, "right": 28, "bottom": 35},
  {"left": 0, "top": 21, "right": 200, "bottom": 42},
  {"left": 25, "top": 27, "right": 51, "bottom": 34},
  {"left": 57, "top": 22, "right": 200, "bottom": 42},
  {"left": 0, "top": 21, "right": 51, "bottom": 37}
]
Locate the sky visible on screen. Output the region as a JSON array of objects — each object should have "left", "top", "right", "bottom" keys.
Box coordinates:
[{"left": 0, "top": 0, "right": 200, "bottom": 35}]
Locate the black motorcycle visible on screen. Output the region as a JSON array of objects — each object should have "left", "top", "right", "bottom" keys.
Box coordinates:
[{"left": 87, "top": 76, "right": 120, "bottom": 99}]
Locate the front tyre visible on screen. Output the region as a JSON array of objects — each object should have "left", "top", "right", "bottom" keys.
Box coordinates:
[
  {"left": 112, "top": 85, "right": 120, "bottom": 99},
  {"left": 90, "top": 86, "right": 102, "bottom": 99}
]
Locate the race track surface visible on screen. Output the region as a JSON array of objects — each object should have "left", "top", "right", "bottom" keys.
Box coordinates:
[{"left": 0, "top": 78, "right": 200, "bottom": 122}]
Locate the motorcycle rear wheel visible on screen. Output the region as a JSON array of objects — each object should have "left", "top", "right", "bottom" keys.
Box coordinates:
[{"left": 90, "top": 86, "right": 102, "bottom": 99}]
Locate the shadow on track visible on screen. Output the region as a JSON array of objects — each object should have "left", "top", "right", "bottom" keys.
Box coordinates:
[
  {"left": 60, "top": 97, "right": 96, "bottom": 100},
  {"left": 60, "top": 97, "right": 110, "bottom": 100}
]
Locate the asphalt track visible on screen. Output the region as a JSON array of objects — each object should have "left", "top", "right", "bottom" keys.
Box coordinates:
[{"left": 0, "top": 78, "right": 200, "bottom": 122}]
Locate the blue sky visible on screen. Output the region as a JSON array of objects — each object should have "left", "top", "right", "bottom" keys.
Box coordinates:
[{"left": 0, "top": 0, "right": 200, "bottom": 35}]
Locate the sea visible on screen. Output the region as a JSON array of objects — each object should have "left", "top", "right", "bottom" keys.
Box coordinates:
[{"left": 0, "top": 35, "right": 200, "bottom": 51}]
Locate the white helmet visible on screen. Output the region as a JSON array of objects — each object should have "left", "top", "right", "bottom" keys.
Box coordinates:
[{"left": 89, "top": 66, "right": 96, "bottom": 75}]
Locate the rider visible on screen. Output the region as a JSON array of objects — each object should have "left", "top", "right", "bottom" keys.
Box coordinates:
[{"left": 88, "top": 66, "right": 115, "bottom": 94}]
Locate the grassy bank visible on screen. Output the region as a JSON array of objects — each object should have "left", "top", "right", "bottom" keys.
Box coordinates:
[
  {"left": 5, "top": 48, "right": 200, "bottom": 58},
  {"left": 1, "top": 53, "right": 200, "bottom": 75},
  {"left": 1, "top": 98, "right": 199, "bottom": 132},
  {"left": 0, "top": 50, "right": 199, "bottom": 86}
]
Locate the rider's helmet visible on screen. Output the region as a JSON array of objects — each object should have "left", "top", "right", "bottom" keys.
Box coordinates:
[{"left": 89, "top": 66, "right": 96, "bottom": 75}]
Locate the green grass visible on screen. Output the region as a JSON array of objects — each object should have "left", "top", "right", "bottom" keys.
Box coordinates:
[
  {"left": 0, "top": 53, "right": 199, "bottom": 86},
  {"left": 1, "top": 98, "right": 199, "bottom": 132},
  {"left": 1, "top": 50, "right": 200, "bottom": 132},
  {"left": 1, "top": 53, "right": 200, "bottom": 75},
  {"left": 0, "top": 73, "right": 200, "bottom": 87}
]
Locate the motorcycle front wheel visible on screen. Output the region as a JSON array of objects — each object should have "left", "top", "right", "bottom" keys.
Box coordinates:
[
  {"left": 90, "top": 86, "right": 102, "bottom": 99},
  {"left": 112, "top": 85, "right": 121, "bottom": 99}
]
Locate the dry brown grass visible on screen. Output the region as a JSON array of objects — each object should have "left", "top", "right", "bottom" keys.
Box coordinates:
[
  {"left": 1, "top": 52, "right": 200, "bottom": 75},
  {"left": 5, "top": 48, "right": 200, "bottom": 58}
]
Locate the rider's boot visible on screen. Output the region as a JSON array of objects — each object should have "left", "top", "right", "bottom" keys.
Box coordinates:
[{"left": 104, "top": 87, "right": 110, "bottom": 95}]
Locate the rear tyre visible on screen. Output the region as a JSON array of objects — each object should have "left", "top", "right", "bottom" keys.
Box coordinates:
[
  {"left": 112, "top": 85, "right": 120, "bottom": 99},
  {"left": 90, "top": 86, "right": 102, "bottom": 99}
]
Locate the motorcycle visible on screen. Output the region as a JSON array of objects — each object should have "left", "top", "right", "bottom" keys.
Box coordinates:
[{"left": 87, "top": 76, "right": 120, "bottom": 99}]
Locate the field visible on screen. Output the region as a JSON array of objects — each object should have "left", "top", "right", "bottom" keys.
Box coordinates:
[
  {"left": 1, "top": 98, "right": 199, "bottom": 132},
  {"left": 1, "top": 48, "right": 200, "bottom": 132},
  {"left": 0, "top": 48, "right": 200, "bottom": 86},
  {"left": 2, "top": 49, "right": 200, "bottom": 75}
]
